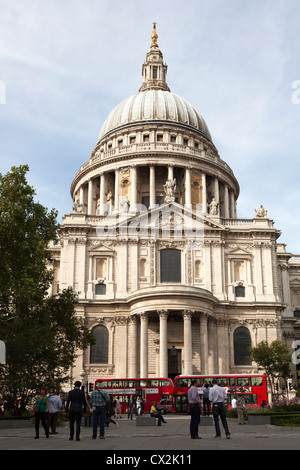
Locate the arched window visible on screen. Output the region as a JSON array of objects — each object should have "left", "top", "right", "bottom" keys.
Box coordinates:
[
  {"left": 90, "top": 325, "right": 109, "bottom": 364},
  {"left": 160, "top": 249, "right": 181, "bottom": 283},
  {"left": 234, "top": 326, "right": 252, "bottom": 365}
]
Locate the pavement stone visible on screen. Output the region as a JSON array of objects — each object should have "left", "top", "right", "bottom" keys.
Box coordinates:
[{"left": 1, "top": 414, "right": 300, "bottom": 454}]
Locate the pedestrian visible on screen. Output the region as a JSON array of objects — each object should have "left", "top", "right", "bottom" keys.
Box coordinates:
[
  {"left": 90, "top": 382, "right": 109, "bottom": 439},
  {"left": 236, "top": 396, "right": 245, "bottom": 425},
  {"left": 65, "top": 381, "right": 87, "bottom": 441},
  {"left": 202, "top": 383, "right": 210, "bottom": 417},
  {"left": 115, "top": 398, "right": 122, "bottom": 418},
  {"left": 84, "top": 394, "right": 92, "bottom": 427},
  {"left": 106, "top": 395, "right": 118, "bottom": 428},
  {"left": 150, "top": 401, "right": 167, "bottom": 426},
  {"left": 209, "top": 379, "right": 230, "bottom": 439},
  {"left": 187, "top": 379, "right": 201, "bottom": 439},
  {"left": 136, "top": 397, "right": 141, "bottom": 415},
  {"left": 33, "top": 387, "right": 49, "bottom": 439},
  {"left": 231, "top": 396, "right": 237, "bottom": 409},
  {"left": 127, "top": 395, "right": 134, "bottom": 420},
  {"left": 48, "top": 391, "right": 62, "bottom": 434}
]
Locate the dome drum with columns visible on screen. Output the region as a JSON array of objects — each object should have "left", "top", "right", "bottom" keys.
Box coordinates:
[{"left": 51, "top": 24, "right": 300, "bottom": 389}]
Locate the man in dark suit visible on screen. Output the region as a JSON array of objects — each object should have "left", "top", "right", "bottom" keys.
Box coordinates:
[{"left": 65, "top": 381, "right": 87, "bottom": 441}]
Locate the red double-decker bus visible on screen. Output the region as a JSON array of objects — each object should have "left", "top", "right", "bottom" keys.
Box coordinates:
[
  {"left": 173, "top": 374, "right": 268, "bottom": 413},
  {"left": 94, "top": 377, "right": 174, "bottom": 413}
]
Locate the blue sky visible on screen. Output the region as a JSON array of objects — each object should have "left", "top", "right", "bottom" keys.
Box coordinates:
[{"left": 1, "top": 0, "right": 299, "bottom": 254}]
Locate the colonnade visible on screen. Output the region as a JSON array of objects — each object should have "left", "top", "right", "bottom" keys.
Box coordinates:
[
  {"left": 74, "top": 164, "right": 237, "bottom": 218},
  {"left": 127, "top": 310, "right": 220, "bottom": 378}
]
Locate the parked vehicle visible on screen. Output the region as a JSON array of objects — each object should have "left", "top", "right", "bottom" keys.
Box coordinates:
[{"left": 156, "top": 398, "right": 174, "bottom": 414}]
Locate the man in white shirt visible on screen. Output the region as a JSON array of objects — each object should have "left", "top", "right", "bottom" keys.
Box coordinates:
[{"left": 209, "top": 379, "right": 230, "bottom": 439}]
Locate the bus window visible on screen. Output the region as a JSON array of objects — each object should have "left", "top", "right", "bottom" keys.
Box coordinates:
[
  {"left": 160, "top": 379, "right": 170, "bottom": 387},
  {"left": 236, "top": 377, "right": 249, "bottom": 387},
  {"left": 216, "top": 377, "right": 227, "bottom": 386},
  {"left": 124, "top": 380, "right": 136, "bottom": 388},
  {"left": 150, "top": 379, "right": 159, "bottom": 387},
  {"left": 176, "top": 378, "right": 187, "bottom": 388},
  {"left": 242, "top": 393, "right": 257, "bottom": 405},
  {"left": 100, "top": 380, "right": 107, "bottom": 387},
  {"left": 250, "top": 376, "right": 263, "bottom": 387},
  {"left": 112, "top": 380, "right": 119, "bottom": 388},
  {"left": 228, "top": 377, "right": 235, "bottom": 386},
  {"left": 137, "top": 380, "right": 148, "bottom": 387},
  {"left": 202, "top": 378, "right": 213, "bottom": 386}
]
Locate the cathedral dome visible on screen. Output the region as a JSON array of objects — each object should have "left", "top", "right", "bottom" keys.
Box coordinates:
[{"left": 98, "top": 90, "right": 212, "bottom": 143}]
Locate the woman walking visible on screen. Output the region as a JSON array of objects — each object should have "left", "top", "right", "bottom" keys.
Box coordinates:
[{"left": 33, "top": 387, "right": 49, "bottom": 439}]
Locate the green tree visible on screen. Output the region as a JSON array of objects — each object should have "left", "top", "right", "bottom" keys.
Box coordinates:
[
  {"left": 0, "top": 165, "right": 94, "bottom": 415},
  {"left": 249, "top": 340, "right": 292, "bottom": 401}
]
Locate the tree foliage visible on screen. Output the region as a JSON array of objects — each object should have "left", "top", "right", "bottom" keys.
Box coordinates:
[
  {"left": 0, "top": 166, "right": 94, "bottom": 415},
  {"left": 249, "top": 340, "right": 292, "bottom": 400}
]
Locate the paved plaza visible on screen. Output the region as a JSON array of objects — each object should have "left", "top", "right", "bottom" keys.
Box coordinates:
[{"left": 1, "top": 414, "right": 300, "bottom": 453}]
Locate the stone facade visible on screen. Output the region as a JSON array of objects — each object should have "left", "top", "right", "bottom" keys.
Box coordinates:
[{"left": 49, "top": 25, "right": 300, "bottom": 388}]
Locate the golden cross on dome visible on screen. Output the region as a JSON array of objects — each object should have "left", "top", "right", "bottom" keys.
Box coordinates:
[{"left": 151, "top": 22, "right": 158, "bottom": 47}]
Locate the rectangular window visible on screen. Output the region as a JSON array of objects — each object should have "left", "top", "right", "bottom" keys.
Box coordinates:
[
  {"left": 130, "top": 136, "right": 136, "bottom": 144},
  {"left": 150, "top": 379, "right": 159, "bottom": 387},
  {"left": 143, "top": 134, "right": 149, "bottom": 142},
  {"left": 95, "top": 284, "right": 106, "bottom": 295},
  {"left": 160, "top": 249, "right": 181, "bottom": 283},
  {"left": 250, "top": 377, "right": 263, "bottom": 387},
  {"left": 236, "top": 377, "right": 249, "bottom": 387},
  {"left": 153, "top": 67, "right": 158, "bottom": 79}
]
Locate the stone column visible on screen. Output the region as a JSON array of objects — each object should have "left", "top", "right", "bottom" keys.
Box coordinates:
[
  {"left": 114, "top": 168, "right": 120, "bottom": 213},
  {"left": 140, "top": 313, "right": 148, "bottom": 377},
  {"left": 79, "top": 186, "right": 84, "bottom": 206},
  {"left": 131, "top": 165, "right": 137, "bottom": 212},
  {"left": 202, "top": 173, "right": 207, "bottom": 214},
  {"left": 185, "top": 167, "right": 192, "bottom": 207},
  {"left": 168, "top": 164, "right": 174, "bottom": 181},
  {"left": 254, "top": 241, "right": 263, "bottom": 299},
  {"left": 88, "top": 178, "right": 93, "bottom": 215},
  {"left": 208, "top": 317, "right": 217, "bottom": 374},
  {"left": 230, "top": 190, "right": 235, "bottom": 219},
  {"left": 217, "top": 319, "right": 229, "bottom": 374},
  {"left": 149, "top": 164, "right": 156, "bottom": 208},
  {"left": 183, "top": 310, "right": 193, "bottom": 375},
  {"left": 200, "top": 313, "right": 209, "bottom": 375},
  {"left": 128, "top": 316, "right": 138, "bottom": 377},
  {"left": 99, "top": 173, "right": 106, "bottom": 216},
  {"left": 158, "top": 310, "right": 168, "bottom": 377},
  {"left": 214, "top": 178, "right": 219, "bottom": 213},
  {"left": 224, "top": 184, "right": 230, "bottom": 218}
]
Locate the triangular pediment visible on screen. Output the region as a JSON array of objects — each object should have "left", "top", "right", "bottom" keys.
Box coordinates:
[
  {"left": 115, "top": 202, "right": 224, "bottom": 230},
  {"left": 94, "top": 203, "right": 226, "bottom": 243},
  {"left": 88, "top": 241, "right": 115, "bottom": 253},
  {"left": 226, "top": 247, "right": 252, "bottom": 257}
]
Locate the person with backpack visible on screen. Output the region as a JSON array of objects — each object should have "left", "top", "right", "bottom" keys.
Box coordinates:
[{"left": 91, "top": 382, "right": 109, "bottom": 439}]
